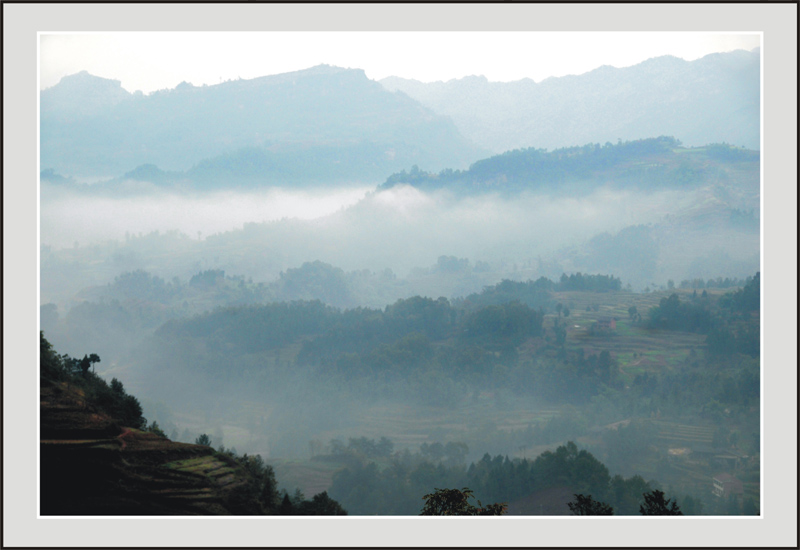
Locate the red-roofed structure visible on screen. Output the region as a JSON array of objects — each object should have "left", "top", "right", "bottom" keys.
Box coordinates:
[{"left": 712, "top": 472, "right": 744, "bottom": 499}]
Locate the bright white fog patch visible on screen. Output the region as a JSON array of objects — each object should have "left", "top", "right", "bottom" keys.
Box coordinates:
[
  {"left": 370, "top": 184, "right": 435, "bottom": 218},
  {"left": 39, "top": 185, "right": 372, "bottom": 249}
]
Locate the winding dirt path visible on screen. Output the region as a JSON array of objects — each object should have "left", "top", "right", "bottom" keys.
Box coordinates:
[{"left": 116, "top": 427, "right": 133, "bottom": 451}]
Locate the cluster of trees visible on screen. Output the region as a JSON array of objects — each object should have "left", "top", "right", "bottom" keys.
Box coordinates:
[
  {"left": 143, "top": 269, "right": 670, "bottom": 411},
  {"left": 557, "top": 272, "right": 622, "bottom": 292},
  {"left": 647, "top": 293, "right": 714, "bottom": 333},
  {"left": 455, "top": 272, "right": 620, "bottom": 314},
  {"left": 423, "top": 486, "right": 687, "bottom": 516},
  {"left": 568, "top": 489, "right": 683, "bottom": 516},
  {"left": 327, "top": 441, "right": 686, "bottom": 516},
  {"left": 679, "top": 275, "right": 750, "bottom": 290},
  {"left": 649, "top": 273, "right": 759, "bottom": 358},
  {"left": 457, "top": 277, "right": 553, "bottom": 311},
  {"left": 702, "top": 143, "right": 760, "bottom": 162},
  {"left": 129, "top": 269, "right": 761, "bottom": 455},
  {"left": 420, "top": 487, "right": 506, "bottom": 516},
  {"left": 208, "top": 444, "right": 347, "bottom": 515},
  {"left": 158, "top": 294, "right": 541, "bottom": 385},
  {"left": 43, "top": 264, "right": 624, "bottom": 370},
  {"left": 40, "top": 332, "right": 146, "bottom": 429}
]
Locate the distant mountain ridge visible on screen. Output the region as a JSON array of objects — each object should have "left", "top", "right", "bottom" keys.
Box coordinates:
[
  {"left": 40, "top": 65, "right": 486, "bottom": 182},
  {"left": 379, "top": 137, "right": 760, "bottom": 197},
  {"left": 380, "top": 49, "right": 760, "bottom": 154}
]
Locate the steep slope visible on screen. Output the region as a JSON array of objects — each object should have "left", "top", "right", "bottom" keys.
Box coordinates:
[
  {"left": 40, "top": 378, "right": 263, "bottom": 515},
  {"left": 380, "top": 49, "right": 760, "bottom": 154},
  {"left": 40, "top": 64, "right": 485, "bottom": 182}
]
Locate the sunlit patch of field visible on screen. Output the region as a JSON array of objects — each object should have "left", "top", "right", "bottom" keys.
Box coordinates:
[{"left": 164, "top": 455, "right": 236, "bottom": 483}]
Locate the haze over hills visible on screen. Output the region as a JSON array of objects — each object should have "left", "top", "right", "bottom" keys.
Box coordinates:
[
  {"left": 40, "top": 51, "right": 759, "bottom": 190},
  {"left": 380, "top": 49, "right": 760, "bottom": 154},
  {"left": 38, "top": 48, "right": 762, "bottom": 519},
  {"left": 40, "top": 64, "right": 486, "bottom": 183}
]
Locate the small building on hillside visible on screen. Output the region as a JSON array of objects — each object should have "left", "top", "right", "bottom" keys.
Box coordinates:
[
  {"left": 712, "top": 473, "right": 744, "bottom": 500},
  {"left": 590, "top": 317, "right": 617, "bottom": 335}
]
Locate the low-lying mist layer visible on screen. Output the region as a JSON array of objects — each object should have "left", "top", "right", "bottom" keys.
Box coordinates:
[
  {"left": 40, "top": 183, "right": 373, "bottom": 249},
  {"left": 41, "top": 181, "right": 759, "bottom": 302}
]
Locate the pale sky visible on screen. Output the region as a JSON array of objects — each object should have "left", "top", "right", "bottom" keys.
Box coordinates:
[{"left": 39, "top": 32, "right": 760, "bottom": 94}]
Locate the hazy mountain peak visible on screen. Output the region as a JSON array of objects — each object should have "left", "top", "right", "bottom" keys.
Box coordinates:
[
  {"left": 52, "top": 69, "right": 123, "bottom": 88},
  {"left": 40, "top": 63, "right": 485, "bottom": 180},
  {"left": 298, "top": 63, "right": 363, "bottom": 76},
  {"left": 41, "top": 70, "right": 133, "bottom": 120}
]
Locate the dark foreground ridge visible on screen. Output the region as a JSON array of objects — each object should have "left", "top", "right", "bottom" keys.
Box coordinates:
[{"left": 40, "top": 377, "right": 262, "bottom": 515}]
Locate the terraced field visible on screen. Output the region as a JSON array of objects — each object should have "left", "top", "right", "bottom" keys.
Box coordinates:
[
  {"left": 40, "top": 379, "right": 258, "bottom": 515},
  {"left": 544, "top": 289, "right": 711, "bottom": 385},
  {"left": 653, "top": 420, "right": 714, "bottom": 445}
]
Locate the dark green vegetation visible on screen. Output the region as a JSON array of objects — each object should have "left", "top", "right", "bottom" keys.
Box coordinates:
[
  {"left": 420, "top": 487, "right": 506, "bottom": 516},
  {"left": 648, "top": 273, "right": 760, "bottom": 358},
  {"left": 639, "top": 489, "right": 683, "bottom": 515},
  {"left": 40, "top": 65, "right": 484, "bottom": 185},
  {"left": 40, "top": 334, "right": 346, "bottom": 515},
  {"left": 322, "top": 439, "right": 690, "bottom": 515},
  {"left": 379, "top": 137, "right": 758, "bottom": 195},
  {"left": 566, "top": 489, "right": 683, "bottom": 515},
  {"left": 567, "top": 493, "right": 614, "bottom": 515},
  {"left": 134, "top": 272, "right": 759, "bottom": 411},
  {"left": 40, "top": 265, "right": 760, "bottom": 516}
]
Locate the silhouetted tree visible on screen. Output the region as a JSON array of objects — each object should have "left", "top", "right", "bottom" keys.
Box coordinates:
[
  {"left": 146, "top": 420, "right": 167, "bottom": 438},
  {"left": 568, "top": 494, "right": 614, "bottom": 515},
  {"left": 639, "top": 490, "right": 682, "bottom": 515},
  {"left": 297, "top": 491, "right": 348, "bottom": 515},
  {"left": 79, "top": 353, "right": 101, "bottom": 376},
  {"left": 420, "top": 487, "right": 506, "bottom": 515}
]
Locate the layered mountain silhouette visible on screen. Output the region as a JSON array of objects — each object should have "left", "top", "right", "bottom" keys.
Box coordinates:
[
  {"left": 40, "top": 65, "right": 486, "bottom": 184},
  {"left": 380, "top": 49, "right": 760, "bottom": 154},
  {"left": 41, "top": 51, "right": 759, "bottom": 190}
]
